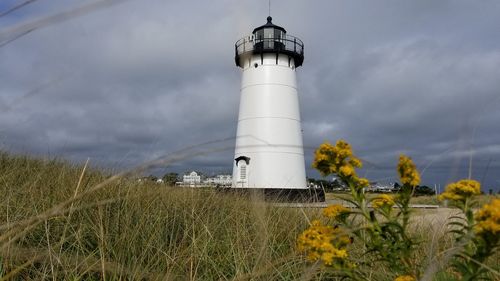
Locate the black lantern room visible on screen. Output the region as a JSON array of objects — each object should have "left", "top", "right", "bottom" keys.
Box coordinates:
[{"left": 235, "top": 17, "right": 304, "bottom": 68}]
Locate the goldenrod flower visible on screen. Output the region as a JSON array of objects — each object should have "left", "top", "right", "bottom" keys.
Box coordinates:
[
  {"left": 297, "top": 220, "right": 350, "bottom": 266},
  {"left": 323, "top": 204, "right": 349, "bottom": 219},
  {"left": 312, "top": 140, "right": 367, "bottom": 188},
  {"left": 355, "top": 177, "right": 370, "bottom": 188},
  {"left": 321, "top": 248, "right": 348, "bottom": 265},
  {"left": 397, "top": 155, "right": 420, "bottom": 186},
  {"left": 394, "top": 275, "right": 415, "bottom": 281},
  {"left": 339, "top": 165, "right": 355, "bottom": 177},
  {"left": 312, "top": 140, "right": 356, "bottom": 175},
  {"left": 438, "top": 179, "right": 481, "bottom": 202},
  {"left": 312, "top": 142, "right": 337, "bottom": 176},
  {"left": 372, "top": 194, "right": 395, "bottom": 209},
  {"left": 349, "top": 157, "right": 362, "bottom": 168},
  {"left": 474, "top": 198, "right": 500, "bottom": 235}
]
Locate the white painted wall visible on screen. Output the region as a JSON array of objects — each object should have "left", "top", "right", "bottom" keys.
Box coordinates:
[{"left": 232, "top": 53, "right": 307, "bottom": 189}]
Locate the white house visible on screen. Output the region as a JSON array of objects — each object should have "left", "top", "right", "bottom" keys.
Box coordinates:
[{"left": 183, "top": 171, "right": 201, "bottom": 187}]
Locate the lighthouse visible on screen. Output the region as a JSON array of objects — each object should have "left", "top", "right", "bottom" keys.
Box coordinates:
[{"left": 232, "top": 17, "right": 320, "bottom": 200}]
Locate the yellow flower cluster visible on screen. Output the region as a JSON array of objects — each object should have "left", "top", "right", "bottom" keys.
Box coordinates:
[
  {"left": 355, "top": 177, "right": 370, "bottom": 188},
  {"left": 297, "top": 220, "right": 350, "bottom": 266},
  {"left": 474, "top": 198, "right": 500, "bottom": 235},
  {"left": 397, "top": 155, "right": 420, "bottom": 186},
  {"left": 371, "top": 194, "right": 396, "bottom": 209},
  {"left": 312, "top": 140, "right": 369, "bottom": 188},
  {"left": 394, "top": 275, "right": 415, "bottom": 281},
  {"left": 323, "top": 204, "right": 350, "bottom": 219},
  {"left": 438, "top": 179, "right": 481, "bottom": 202},
  {"left": 313, "top": 140, "right": 356, "bottom": 175}
]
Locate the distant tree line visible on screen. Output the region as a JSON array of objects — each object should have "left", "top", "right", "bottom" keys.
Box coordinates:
[
  {"left": 138, "top": 173, "right": 179, "bottom": 186},
  {"left": 392, "top": 182, "right": 436, "bottom": 196},
  {"left": 162, "top": 172, "right": 179, "bottom": 186},
  {"left": 308, "top": 178, "right": 436, "bottom": 196}
]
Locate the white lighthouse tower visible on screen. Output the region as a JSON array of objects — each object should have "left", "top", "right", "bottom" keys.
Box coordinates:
[{"left": 232, "top": 17, "right": 319, "bottom": 200}]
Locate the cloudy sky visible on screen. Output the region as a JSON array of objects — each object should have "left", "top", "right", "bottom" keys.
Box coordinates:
[{"left": 1, "top": 0, "right": 499, "bottom": 191}]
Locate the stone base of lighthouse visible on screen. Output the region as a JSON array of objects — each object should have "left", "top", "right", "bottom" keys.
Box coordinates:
[
  {"left": 232, "top": 53, "right": 308, "bottom": 191},
  {"left": 220, "top": 187, "right": 325, "bottom": 203}
]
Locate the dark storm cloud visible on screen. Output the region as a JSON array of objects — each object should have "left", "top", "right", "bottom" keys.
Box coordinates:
[{"left": 1, "top": 0, "right": 499, "bottom": 190}]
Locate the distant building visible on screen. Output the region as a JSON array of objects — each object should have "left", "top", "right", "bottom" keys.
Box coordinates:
[
  {"left": 204, "top": 175, "right": 232, "bottom": 187},
  {"left": 368, "top": 182, "right": 394, "bottom": 193},
  {"left": 183, "top": 171, "right": 201, "bottom": 187}
]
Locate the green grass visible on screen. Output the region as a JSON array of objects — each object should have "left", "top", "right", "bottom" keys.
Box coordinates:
[{"left": 0, "top": 152, "right": 498, "bottom": 280}]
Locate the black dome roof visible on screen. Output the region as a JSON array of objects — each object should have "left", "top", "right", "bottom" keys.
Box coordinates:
[{"left": 252, "top": 16, "right": 286, "bottom": 34}]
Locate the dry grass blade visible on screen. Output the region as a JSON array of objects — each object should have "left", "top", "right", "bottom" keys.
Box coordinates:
[
  {"left": 0, "top": 144, "right": 232, "bottom": 250},
  {"left": 0, "top": 0, "right": 129, "bottom": 47},
  {"left": 0, "top": 0, "right": 38, "bottom": 17},
  {"left": 0, "top": 246, "right": 164, "bottom": 280}
]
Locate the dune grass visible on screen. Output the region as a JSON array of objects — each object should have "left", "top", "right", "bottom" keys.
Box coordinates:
[
  {"left": 0, "top": 152, "right": 498, "bottom": 280},
  {"left": 0, "top": 152, "right": 319, "bottom": 280}
]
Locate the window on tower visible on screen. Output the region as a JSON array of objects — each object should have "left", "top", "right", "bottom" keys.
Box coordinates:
[
  {"left": 274, "top": 29, "right": 282, "bottom": 40},
  {"left": 255, "top": 30, "right": 263, "bottom": 41},
  {"left": 239, "top": 161, "right": 247, "bottom": 181},
  {"left": 264, "top": 28, "right": 274, "bottom": 49}
]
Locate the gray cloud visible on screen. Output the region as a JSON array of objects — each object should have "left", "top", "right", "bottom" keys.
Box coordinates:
[{"left": 1, "top": 0, "right": 499, "bottom": 190}]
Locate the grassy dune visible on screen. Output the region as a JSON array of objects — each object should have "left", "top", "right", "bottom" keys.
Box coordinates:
[
  {"left": 0, "top": 152, "right": 317, "bottom": 280},
  {"left": 0, "top": 152, "right": 498, "bottom": 280}
]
